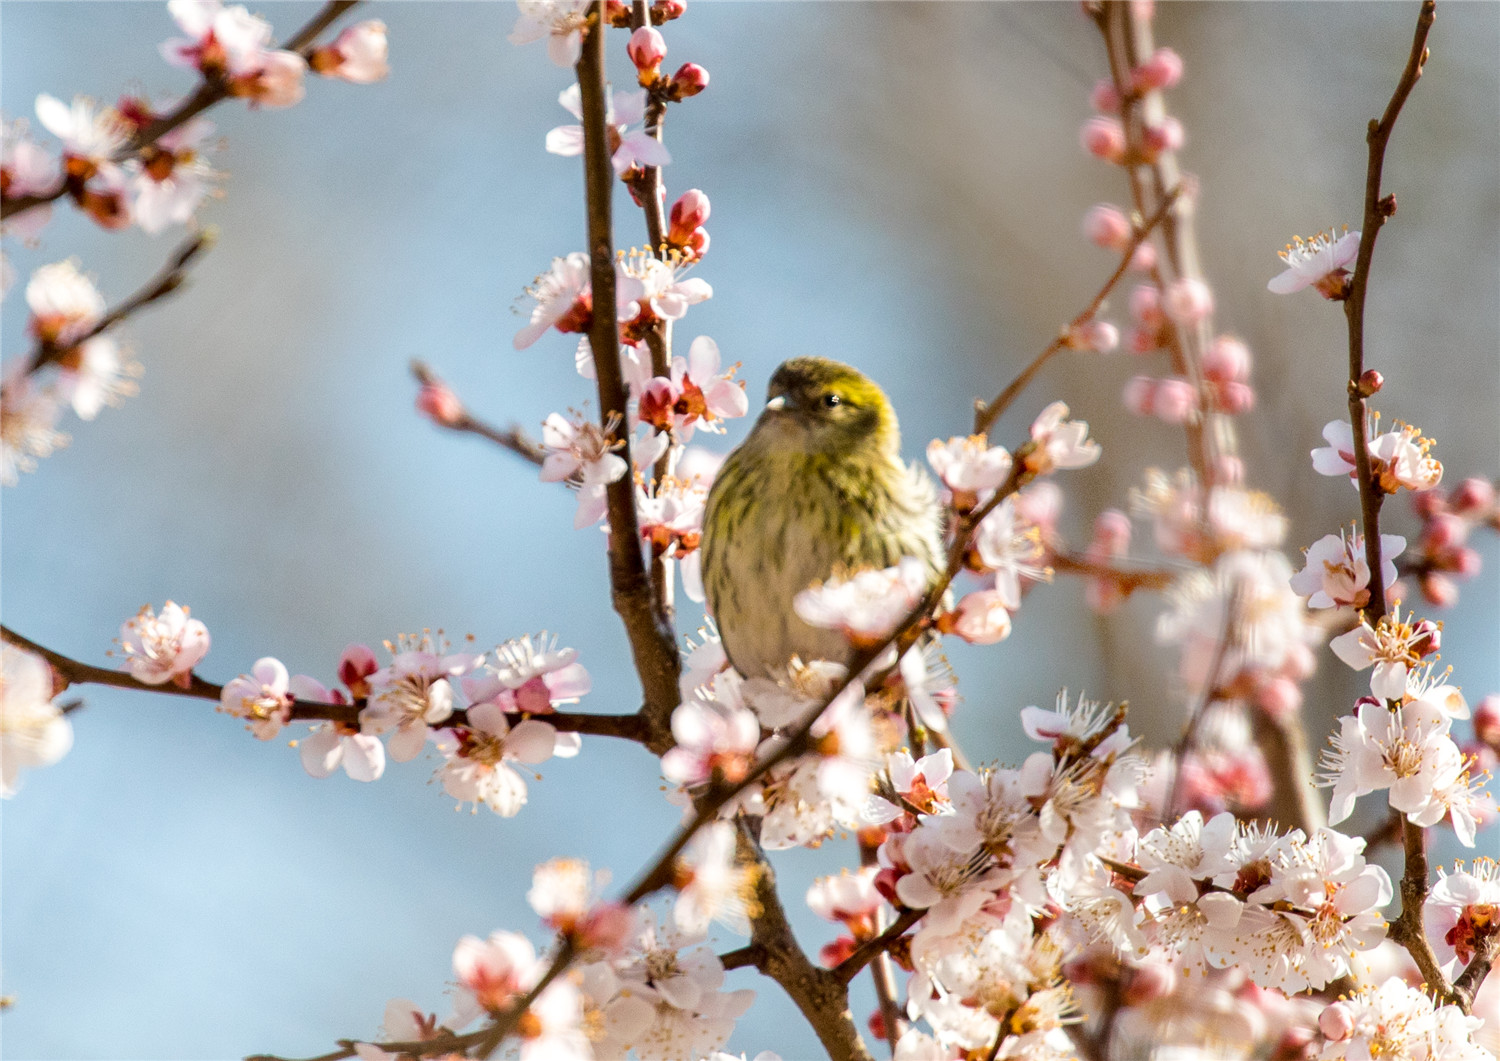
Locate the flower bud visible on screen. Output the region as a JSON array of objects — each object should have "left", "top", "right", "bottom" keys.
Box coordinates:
[
  {"left": 1122, "top": 375, "right": 1155, "bottom": 416},
  {"left": 650, "top": 0, "right": 686, "bottom": 22},
  {"left": 417, "top": 378, "right": 465, "bottom": 428},
  {"left": 1129, "top": 241, "right": 1157, "bottom": 272},
  {"left": 1425, "top": 512, "right": 1467, "bottom": 551},
  {"left": 1151, "top": 377, "right": 1198, "bottom": 423},
  {"left": 1123, "top": 960, "right": 1176, "bottom": 1006},
  {"left": 1214, "top": 381, "right": 1255, "bottom": 415},
  {"left": 1474, "top": 695, "right": 1500, "bottom": 748},
  {"left": 1068, "top": 320, "right": 1119, "bottom": 353},
  {"left": 1081, "top": 116, "right": 1126, "bottom": 163},
  {"left": 1203, "top": 335, "right": 1251, "bottom": 383},
  {"left": 669, "top": 62, "right": 709, "bottom": 99},
  {"left": 1090, "top": 78, "right": 1123, "bottom": 113},
  {"left": 1413, "top": 489, "right": 1448, "bottom": 520},
  {"left": 1357, "top": 368, "right": 1384, "bottom": 396},
  {"left": 1163, "top": 276, "right": 1213, "bottom": 324},
  {"left": 628, "top": 26, "right": 667, "bottom": 77},
  {"left": 1129, "top": 283, "right": 1163, "bottom": 326},
  {"left": 1451, "top": 546, "right": 1482, "bottom": 577},
  {"left": 1409, "top": 618, "right": 1441, "bottom": 659},
  {"left": 1256, "top": 677, "right": 1302, "bottom": 722},
  {"left": 605, "top": 0, "right": 633, "bottom": 27},
  {"left": 1133, "top": 47, "right": 1183, "bottom": 91},
  {"left": 339, "top": 643, "right": 378, "bottom": 697},
  {"left": 1451, "top": 477, "right": 1495, "bottom": 514},
  {"left": 1082, "top": 203, "right": 1131, "bottom": 250},
  {"left": 1420, "top": 572, "right": 1457, "bottom": 608},
  {"left": 309, "top": 20, "right": 389, "bottom": 83},
  {"left": 1142, "top": 115, "right": 1185, "bottom": 155},
  {"left": 1211, "top": 454, "right": 1245, "bottom": 486},
  {"left": 1318, "top": 1002, "right": 1355, "bottom": 1043},
  {"left": 669, "top": 188, "right": 710, "bottom": 233},
  {"left": 1092, "top": 509, "right": 1132, "bottom": 551}
]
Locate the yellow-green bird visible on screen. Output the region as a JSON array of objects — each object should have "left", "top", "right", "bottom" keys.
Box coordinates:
[{"left": 700, "top": 357, "right": 944, "bottom": 679}]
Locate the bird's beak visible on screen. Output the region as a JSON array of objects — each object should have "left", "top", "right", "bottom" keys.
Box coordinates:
[{"left": 765, "top": 395, "right": 787, "bottom": 411}]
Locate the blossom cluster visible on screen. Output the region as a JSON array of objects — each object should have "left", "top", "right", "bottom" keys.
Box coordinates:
[{"left": 216, "top": 631, "right": 589, "bottom": 817}]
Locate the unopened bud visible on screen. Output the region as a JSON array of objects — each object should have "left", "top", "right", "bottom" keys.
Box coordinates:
[
  {"left": 1082, "top": 203, "right": 1131, "bottom": 250},
  {"left": 1473, "top": 695, "right": 1500, "bottom": 748},
  {"left": 1319, "top": 1003, "right": 1355, "bottom": 1043},
  {"left": 311, "top": 20, "right": 389, "bottom": 83},
  {"left": 1081, "top": 117, "right": 1126, "bottom": 163},
  {"left": 1409, "top": 618, "right": 1441, "bottom": 659},
  {"left": 650, "top": 0, "right": 686, "bottom": 23},
  {"left": 1452, "top": 546, "right": 1482, "bottom": 577},
  {"left": 628, "top": 26, "right": 667, "bottom": 76},
  {"left": 1214, "top": 380, "right": 1255, "bottom": 415},
  {"left": 669, "top": 188, "right": 710, "bottom": 233},
  {"left": 1089, "top": 78, "right": 1123, "bottom": 113},
  {"left": 417, "top": 378, "right": 466, "bottom": 427},
  {"left": 605, "top": 0, "right": 633, "bottom": 27},
  {"left": 1451, "top": 477, "right": 1494, "bottom": 514},
  {"left": 338, "top": 643, "right": 378, "bottom": 697},
  {"left": 1129, "top": 283, "right": 1163, "bottom": 326},
  {"left": 1356, "top": 368, "right": 1384, "bottom": 396},
  {"left": 1142, "top": 116, "right": 1184, "bottom": 155},
  {"left": 1129, "top": 241, "right": 1157, "bottom": 272},
  {"left": 669, "top": 62, "right": 709, "bottom": 99},
  {"left": 1203, "top": 335, "right": 1251, "bottom": 383},
  {"left": 1151, "top": 377, "right": 1198, "bottom": 424},
  {"left": 1420, "top": 572, "right": 1459, "bottom": 608},
  {"left": 1256, "top": 677, "right": 1302, "bottom": 722},
  {"left": 1092, "top": 509, "right": 1132, "bottom": 551},
  {"left": 1122, "top": 376, "right": 1156, "bottom": 417},
  {"left": 1425, "top": 512, "right": 1467, "bottom": 551},
  {"left": 1133, "top": 47, "right": 1183, "bottom": 91},
  {"left": 1163, "top": 277, "right": 1213, "bottom": 325},
  {"left": 1068, "top": 319, "right": 1119, "bottom": 353}
]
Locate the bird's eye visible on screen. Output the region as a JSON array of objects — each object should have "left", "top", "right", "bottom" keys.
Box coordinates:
[{"left": 822, "top": 393, "right": 842, "bottom": 408}]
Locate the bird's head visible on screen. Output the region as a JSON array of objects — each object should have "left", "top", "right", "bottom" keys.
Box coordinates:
[{"left": 754, "top": 357, "right": 900, "bottom": 459}]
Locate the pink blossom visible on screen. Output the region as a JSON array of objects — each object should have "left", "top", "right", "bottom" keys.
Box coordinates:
[
  {"left": 451, "top": 930, "right": 538, "bottom": 1022},
  {"left": 34, "top": 94, "right": 128, "bottom": 174},
  {"left": 437, "top": 703, "right": 557, "bottom": 816},
  {"left": 944, "top": 589, "right": 1012, "bottom": 645},
  {"left": 1329, "top": 606, "right": 1439, "bottom": 701},
  {"left": 300, "top": 720, "right": 386, "bottom": 782},
  {"left": 667, "top": 63, "right": 709, "bottom": 100},
  {"left": 1082, "top": 204, "right": 1130, "bottom": 250},
  {"left": 539, "top": 412, "right": 628, "bottom": 528},
  {"left": 1162, "top": 277, "right": 1212, "bottom": 325},
  {"left": 628, "top": 26, "right": 667, "bottom": 76},
  {"left": 129, "top": 116, "right": 215, "bottom": 234},
  {"left": 1268, "top": 228, "right": 1360, "bottom": 298},
  {"left": 925, "top": 435, "right": 1012, "bottom": 497},
  {"left": 508, "top": 0, "right": 591, "bottom": 67},
  {"left": 618, "top": 249, "right": 712, "bottom": 333},
  {"left": 794, "top": 557, "right": 930, "bottom": 649},
  {"left": 1290, "top": 528, "right": 1403, "bottom": 609},
  {"left": 160, "top": 0, "right": 306, "bottom": 107},
  {"left": 1134, "top": 47, "right": 1183, "bottom": 91},
  {"left": 514, "top": 253, "right": 595, "bottom": 350},
  {"left": 26, "top": 259, "right": 104, "bottom": 347},
  {"left": 1, "top": 119, "right": 61, "bottom": 200},
  {"left": 1423, "top": 858, "right": 1500, "bottom": 977},
  {"left": 119, "top": 601, "right": 210, "bottom": 688},
  {"left": 545, "top": 85, "right": 670, "bottom": 176},
  {"left": 662, "top": 672, "right": 760, "bottom": 788},
  {"left": 637, "top": 336, "right": 746, "bottom": 439},
  {"left": 219, "top": 657, "right": 293, "bottom": 740},
  {"left": 1081, "top": 117, "right": 1126, "bottom": 163},
  {"left": 806, "top": 866, "right": 884, "bottom": 935},
  {"left": 0, "top": 370, "right": 68, "bottom": 486},
  {"left": 309, "top": 20, "right": 389, "bottom": 83},
  {"left": 674, "top": 820, "right": 757, "bottom": 936},
  {"left": 1023, "top": 401, "right": 1101, "bottom": 474},
  {"left": 361, "top": 639, "right": 479, "bottom": 762}
]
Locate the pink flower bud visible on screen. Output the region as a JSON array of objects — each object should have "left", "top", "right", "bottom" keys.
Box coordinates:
[
  {"left": 1092, "top": 509, "right": 1132, "bottom": 552},
  {"left": 1410, "top": 618, "right": 1441, "bottom": 659},
  {"left": 1122, "top": 375, "right": 1156, "bottom": 416},
  {"left": 1163, "top": 277, "right": 1213, "bottom": 325},
  {"left": 1319, "top": 1002, "right": 1355, "bottom": 1043},
  {"left": 1080, "top": 117, "right": 1126, "bottom": 163},
  {"left": 1068, "top": 320, "right": 1119, "bottom": 353},
  {"left": 1256, "top": 677, "right": 1302, "bottom": 722},
  {"left": 1425, "top": 512, "right": 1467, "bottom": 551},
  {"left": 670, "top": 62, "right": 709, "bottom": 99},
  {"left": 1133, "top": 47, "right": 1183, "bottom": 91},
  {"left": 669, "top": 188, "right": 710, "bottom": 232},
  {"left": 1089, "top": 78, "right": 1122, "bottom": 114},
  {"left": 1474, "top": 695, "right": 1500, "bottom": 748},
  {"left": 947, "top": 590, "right": 1012, "bottom": 645},
  {"left": 1413, "top": 490, "right": 1448, "bottom": 520},
  {"left": 628, "top": 26, "right": 667, "bottom": 74},
  {"left": 1283, "top": 642, "right": 1316, "bottom": 682},
  {"left": 1126, "top": 326, "right": 1158, "bottom": 355},
  {"left": 1142, "top": 115, "right": 1185, "bottom": 155},
  {"left": 820, "top": 936, "right": 856, "bottom": 969},
  {"left": 1129, "top": 241, "right": 1157, "bottom": 272},
  {"left": 1129, "top": 283, "right": 1163, "bottom": 326},
  {"left": 1214, "top": 381, "right": 1255, "bottom": 415},
  {"left": 1203, "top": 335, "right": 1251, "bottom": 383},
  {"left": 1451, "top": 477, "right": 1495, "bottom": 514},
  {"left": 1082, "top": 204, "right": 1131, "bottom": 250},
  {"left": 650, "top": 0, "right": 686, "bottom": 22},
  {"left": 417, "top": 379, "right": 465, "bottom": 428},
  {"left": 578, "top": 901, "right": 637, "bottom": 956},
  {"left": 309, "top": 20, "right": 389, "bottom": 83},
  {"left": 1452, "top": 546, "right": 1482, "bottom": 577},
  {"left": 1151, "top": 377, "right": 1198, "bottom": 424},
  {"left": 339, "top": 643, "right": 378, "bottom": 697}
]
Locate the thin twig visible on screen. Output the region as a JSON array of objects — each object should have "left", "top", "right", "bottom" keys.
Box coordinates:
[
  {"left": 0, "top": 625, "right": 647, "bottom": 743},
  {"left": 27, "top": 230, "right": 214, "bottom": 375},
  {"left": 1162, "top": 579, "right": 1242, "bottom": 821},
  {"left": 576, "top": 1, "right": 682, "bottom": 755},
  {"left": 860, "top": 839, "right": 904, "bottom": 1055},
  {"left": 409, "top": 361, "right": 545, "bottom": 466},
  {"left": 1049, "top": 550, "right": 1177, "bottom": 594},
  {"left": 834, "top": 908, "right": 925, "bottom": 985},
  {"left": 973, "top": 187, "right": 1179, "bottom": 437}
]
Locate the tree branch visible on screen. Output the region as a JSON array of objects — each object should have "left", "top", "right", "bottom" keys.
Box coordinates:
[
  {"left": 0, "top": 624, "right": 646, "bottom": 743},
  {"left": 973, "top": 186, "right": 1179, "bottom": 436},
  {"left": 409, "top": 361, "right": 545, "bottom": 467},
  {"left": 576, "top": 1, "right": 682, "bottom": 755}
]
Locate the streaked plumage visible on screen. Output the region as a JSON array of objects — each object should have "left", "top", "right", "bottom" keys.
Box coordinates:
[{"left": 701, "top": 357, "right": 943, "bottom": 678}]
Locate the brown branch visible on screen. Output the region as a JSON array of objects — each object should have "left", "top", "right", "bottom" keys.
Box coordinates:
[
  {"left": 0, "top": 624, "right": 647, "bottom": 743},
  {"left": 834, "top": 908, "right": 924, "bottom": 985},
  {"left": 859, "top": 838, "right": 904, "bottom": 1055},
  {"left": 27, "top": 231, "right": 214, "bottom": 375},
  {"left": 1451, "top": 930, "right": 1499, "bottom": 1013},
  {"left": 1343, "top": 0, "right": 1435, "bottom": 630},
  {"left": 576, "top": 1, "right": 681, "bottom": 755},
  {"left": 1163, "top": 579, "right": 1241, "bottom": 820},
  {"left": 973, "top": 187, "right": 1179, "bottom": 437},
  {"left": 1049, "top": 550, "right": 1177, "bottom": 594},
  {"left": 409, "top": 361, "right": 545, "bottom": 466},
  {"left": 1387, "top": 817, "right": 1454, "bottom": 1002},
  {"left": 719, "top": 943, "right": 765, "bottom": 971},
  {"left": 2, "top": 1, "right": 363, "bottom": 223}
]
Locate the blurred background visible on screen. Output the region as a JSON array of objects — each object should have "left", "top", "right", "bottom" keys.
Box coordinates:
[{"left": 2, "top": 3, "right": 1495, "bottom": 1059}]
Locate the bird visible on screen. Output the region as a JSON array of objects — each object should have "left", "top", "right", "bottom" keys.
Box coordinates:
[{"left": 700, "top": 356, "right": 944, "bottom": 680}]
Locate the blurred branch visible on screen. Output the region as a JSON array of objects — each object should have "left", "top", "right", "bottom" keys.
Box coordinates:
[
  {"left": 973, "top": 187, "right": 1178, "bottom": 437},
  {"left": 1, "top": 1, "right": 363, "bottom": 222},
  {"left": 1049, "top": 550, "right": 1177, "bottom": 594},
  {"left": 409, "top": 361, "right": 545, "bottom": 466},
  {"left": 0, "top": 624, "right": 646, "bottom": 743},
  {"left": 576, "top": 1, "right": 683, "bottom": 754},
  {"left": 833, "top": 907, "right": 924, "bottom": 984},
  {"left": 27, "top": 230, "right": 214, "bottom": 375}
]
